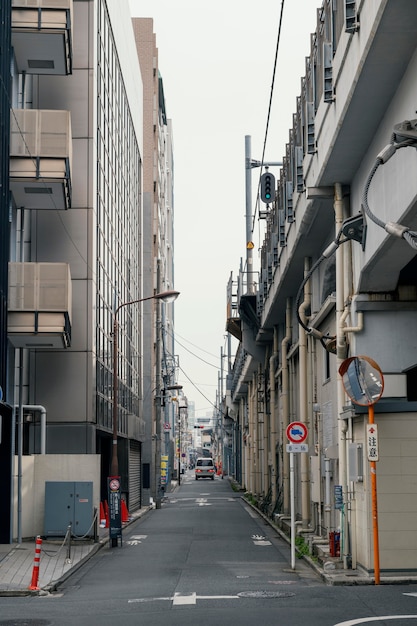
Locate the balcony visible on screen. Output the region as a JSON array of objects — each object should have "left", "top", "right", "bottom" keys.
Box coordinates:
[
  {"left": 8, "top": 263, "right": 72, "bottom": 349},
  {"left": 12, "top": 0, "right": 73, "bottom": 75},
  {"left": 10, "top": 109, "right": 72, "bottom": 210}
]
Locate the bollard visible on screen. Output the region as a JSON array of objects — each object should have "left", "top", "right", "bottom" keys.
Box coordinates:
[
  {"left": 28, "top": 535, "right": 42, "bottom": 590},
  {"left": 66, "top": 523, "right": 72, "bottom": 564}
]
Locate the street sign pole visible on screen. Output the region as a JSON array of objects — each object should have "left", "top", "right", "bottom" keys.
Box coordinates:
[
  {"left": 285, "top": 421, "right": 309, "bottom": 570},
  {"left": 290, "top": 450, "right": 295, "bottom": 569},
  {"left": 369, "top": 404, "right": 380, "bottom": 584}
]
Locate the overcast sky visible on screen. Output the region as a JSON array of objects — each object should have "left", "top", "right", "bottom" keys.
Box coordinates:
[{"left": 128, "top": 0, "right": 320, "bottom": 416}]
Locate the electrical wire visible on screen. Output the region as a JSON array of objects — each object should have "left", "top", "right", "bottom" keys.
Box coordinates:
[
  {"left": 166, "top": 328, "right": 220, "bottom": 370},
  {"left": 173, "top": 330, "right": 220, "bottom": 359},
  {"left": 362, "top": 133, "right": 417, "bottom": 249},
  {"left": 178, "top": 364, "right": 217, "bottom": 410},
  {"left": 252, "top": 0, "right": 286, "bottom": 231},
  {"left": 295, "top": 227, "right": 351, "bottom": 350}
]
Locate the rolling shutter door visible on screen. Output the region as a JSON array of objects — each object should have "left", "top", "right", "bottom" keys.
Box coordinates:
[{"left": 129, "top": 440, "right": 141, "bottom": 512}]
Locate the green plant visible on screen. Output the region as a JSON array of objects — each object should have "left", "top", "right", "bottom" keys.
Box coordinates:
[
  {"left": 295, "top": 535, "right": 310, "bottom": 559},
  {"left": 244, "top": 492, "right": 257, "bottom": 506}
]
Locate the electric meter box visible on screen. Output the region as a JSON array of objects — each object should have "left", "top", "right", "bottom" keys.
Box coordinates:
[{"left": 44, "top": 481, "right": 93, "bottom": 537}]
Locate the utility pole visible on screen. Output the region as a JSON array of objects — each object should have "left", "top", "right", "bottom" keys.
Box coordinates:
[{"left": 245, "top": 135, "right": 282, "bottom": 294}]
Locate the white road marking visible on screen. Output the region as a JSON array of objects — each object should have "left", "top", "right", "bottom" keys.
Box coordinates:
[
  {"left": 404, "top": 593, "right": 417, "bottom": 597},
  {"left": 333, "top": 617, "right": 417, "bottom": 625},
  {"left": 128, "top": 597, "right": 171, "bottom": 604},
  {"left": 243, "top": 505, "right": 258, "bottom": 518},
  {"left": 173, "top": 592, "right": 197, "bottom": 605},
  {"left": 128, "top": 592, "right": 240, "bottom": 605},
  {"left": 251, "top": 533, "right": 271, "bottom": 546},
  {"left": 130, "top": 535, "right": 147, "bottom": 540}
]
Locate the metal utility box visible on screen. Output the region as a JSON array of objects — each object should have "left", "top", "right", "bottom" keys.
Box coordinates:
[{"left": 44, "top": 481, "right": 93, "bottom": 537}]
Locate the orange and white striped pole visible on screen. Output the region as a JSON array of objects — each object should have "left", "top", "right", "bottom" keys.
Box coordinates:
[{"left": 28, "top": 535, "right": 42, "bottom": 590}]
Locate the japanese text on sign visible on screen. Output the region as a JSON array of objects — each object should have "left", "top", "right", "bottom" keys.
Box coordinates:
[{"left": 366, "top": 423, "right": 379, "bottom": 461}]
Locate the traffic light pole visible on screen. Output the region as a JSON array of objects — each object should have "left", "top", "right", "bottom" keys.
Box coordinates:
[
  {"left": 245, "top": 135, "right": 282, "bottom": 295},
  {"left": 245, "top": 136, "right": 255, "bottom": 295}
]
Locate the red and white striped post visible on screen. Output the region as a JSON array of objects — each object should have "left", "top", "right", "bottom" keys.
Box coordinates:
[{"left": 28, "top": 535, "right": 42, "bottom": 590}]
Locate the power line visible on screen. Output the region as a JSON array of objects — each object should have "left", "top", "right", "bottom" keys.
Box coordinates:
[
  {"left": 252, "top": 0, "right": 286, "bottom": 230},
  {"left": 174, "top": 330, "right": 220, "bottom": 359},
  {"left": 178, "top": 364, "right": 216, "bottom": 411},
  {"left": 167, "top": 329, "right": 220, "bottom": 370}
]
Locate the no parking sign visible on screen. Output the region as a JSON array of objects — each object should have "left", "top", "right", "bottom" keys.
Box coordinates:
[{"left": 286, "top": 421, "right": 308, "bottom": 444}]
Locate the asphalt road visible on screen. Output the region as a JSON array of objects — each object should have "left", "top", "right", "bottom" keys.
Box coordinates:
[{"left": 1, "top": 471, "right": 417, "bottom": 625}]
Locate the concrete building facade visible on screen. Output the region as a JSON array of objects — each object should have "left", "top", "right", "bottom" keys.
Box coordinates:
[
  {"left": 225, "top": 0, "right": 417, "bottom": 575},
  {"left": 1, "top": 1, "right": 176, "bottom": 539}
]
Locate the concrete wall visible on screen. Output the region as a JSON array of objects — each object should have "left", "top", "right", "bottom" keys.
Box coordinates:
[
  {"left": 353, "top": 413, "right": 417, "bottom": 572},
  {"left": 13, "top": 454, "right": 100, "bottom": 539}
]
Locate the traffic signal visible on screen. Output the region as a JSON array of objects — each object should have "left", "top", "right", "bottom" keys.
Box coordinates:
[
  {"left": 194, "top": 425, "right": 204, "bottom": 429},
  {"left": 260, "top": 171, "right": 275, "bottom": 204}
]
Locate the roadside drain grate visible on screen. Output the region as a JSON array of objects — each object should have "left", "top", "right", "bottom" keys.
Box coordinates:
[{"left": 238, "top": 591, "right": 295, "bottom": 599}]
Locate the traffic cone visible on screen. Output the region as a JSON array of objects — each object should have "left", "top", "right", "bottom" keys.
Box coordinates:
[
  {"left": 99, "top": 502, "right": 106, "bottom": 527},
  {"left": 121, "top": 499, "right": 129, "bottom": 523},
  {"left": 28, "top": 536, "right": 42, "bottom": 590}
]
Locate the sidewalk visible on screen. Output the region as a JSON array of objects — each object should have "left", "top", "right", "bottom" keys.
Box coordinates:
[
  {"left": 0, "top": 505, "right": 152, "bottom": 597},
  {"left": 2, "top": 483, "right": 417, "bottom": 595}
]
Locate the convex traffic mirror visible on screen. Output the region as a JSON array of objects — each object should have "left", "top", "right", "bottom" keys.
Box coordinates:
[{"left": 339, "top": 355, "right": 384, "bottom": 406}]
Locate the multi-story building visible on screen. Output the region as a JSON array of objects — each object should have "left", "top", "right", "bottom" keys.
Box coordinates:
[
  {"left": 1, "top": 1, "right": 176, "bottom": 540},
  {"left": 225, "top": 0, "right": 417, "bottom": 575},
  {"left": 0, "top": 0, "right": 12, "bottom": 544},
  {"left": 132, "top": 17, "right": 176, "bottom": 504}
]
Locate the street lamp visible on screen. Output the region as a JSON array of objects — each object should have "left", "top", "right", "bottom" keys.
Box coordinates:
[{"left": 111, "top": 290, "right": 180, "bottom": 477}]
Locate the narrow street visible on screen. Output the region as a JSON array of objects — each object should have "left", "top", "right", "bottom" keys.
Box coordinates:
[{"left": 1, "top": 474, "right": 417, "bottom": 625}]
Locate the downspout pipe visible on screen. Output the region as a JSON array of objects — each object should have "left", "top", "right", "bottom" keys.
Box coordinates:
[
  {"left": 340, "top": 307, "right": 364, "bottom": 334},
  {"left": 16, "top": 404, "right": 46, "bottom": 544},
  {"left": 298, "top": 258, "right": 311, "bottom": 527},
  {"left": 16, "top": 405, "right": 47, "bottom": 454},
  {"left": 281, "top": 299, "right": 292, "bottom": 514},
  {"left": 335, "top": 182, "right": 349, "bottom": 569},
  {"left": 269, "top": 326, "right": 278, "bottom": 508}
]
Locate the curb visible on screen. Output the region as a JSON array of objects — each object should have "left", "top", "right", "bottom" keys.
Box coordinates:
[
  {"left": 0, "top": 505, "right": 153, "bottom": 597},
  {"left": 240, "top": 496, "right": 417, "bottom": 586}
]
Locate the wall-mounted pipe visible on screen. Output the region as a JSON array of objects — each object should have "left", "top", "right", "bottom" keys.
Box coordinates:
[
  {"left": 281, "top": 299, "right": 292, "bottom": 514},
  {"left": 324, "top": 456, "right": 332, "bottom": 532},
  {"left": 20, "top": 405, "right": 47, "bottom": 454},
  {"left": 299, "top": 258, "right": 311, "bottom": 527},
  {"left": 270, "top": 326, "right": 279, "bottom": 508},
  {"left": 340, "top": 309, "right": 364, "bottom": 334},
  {"left": 335, "top": 182, "right": 349, "bottom": 569}
]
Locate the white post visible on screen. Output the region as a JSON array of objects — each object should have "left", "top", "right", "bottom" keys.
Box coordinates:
[{"left": 290, "top": 451, "right": 295, "bottom": 569}]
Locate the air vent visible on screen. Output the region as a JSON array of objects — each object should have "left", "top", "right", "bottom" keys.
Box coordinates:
[
  {"left": 345, "top": 0, "right": 359, "bottom": 33},
  {"left": 306, "top": 102, "right": 316, "bottom": 154},
  {"left": 28, "top": 59, "right": 54, "bottom": 69},
  {"left": 24, "top": 187, "right": 52, "bottom": 194},
  {"left": 323, "top": 42, "right": 334, "bottom": 103}
]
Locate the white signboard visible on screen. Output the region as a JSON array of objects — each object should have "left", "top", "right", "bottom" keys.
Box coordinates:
[
  {"left": 366, "top": 423, "right": 379, "bottom": 462},
  {"left": 286, "top": 443, "right": 308, "bottom": 453}
]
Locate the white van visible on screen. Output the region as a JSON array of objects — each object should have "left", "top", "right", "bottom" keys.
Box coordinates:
[{"left": 195, "top": 457, "right": 215, "bottom": 480}]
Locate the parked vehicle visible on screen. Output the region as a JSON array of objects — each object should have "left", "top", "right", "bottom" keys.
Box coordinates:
[{"left": 195, "top": 457, "right": 215, "bottom": 480}]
